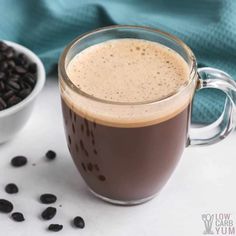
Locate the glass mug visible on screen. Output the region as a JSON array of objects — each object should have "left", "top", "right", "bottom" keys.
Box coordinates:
[{"left": 59, "top": 25, "right": 236, "bottom": 205}]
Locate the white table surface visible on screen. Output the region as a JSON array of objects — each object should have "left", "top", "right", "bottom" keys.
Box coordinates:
[{"left": 0, "top": 77, "right": 235, "bottom": 236}]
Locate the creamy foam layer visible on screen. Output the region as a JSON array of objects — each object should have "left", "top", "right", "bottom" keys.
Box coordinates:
[
  {"left": 67, "top": 39, "right": 189, "bottom": 103},
  {"left": 62, "top": 39, "right": 195, "bottom": 127}
]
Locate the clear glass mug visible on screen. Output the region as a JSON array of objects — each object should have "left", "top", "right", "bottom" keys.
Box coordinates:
[{"left": 59, "top": 25, "right": 236, "bottom": 205}]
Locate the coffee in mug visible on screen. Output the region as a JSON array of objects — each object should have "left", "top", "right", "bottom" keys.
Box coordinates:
[{"left": 59, "top": 26, "right": 236, "bottom": 205}]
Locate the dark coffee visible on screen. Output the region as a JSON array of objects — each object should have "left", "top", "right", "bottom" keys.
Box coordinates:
[
  {"left": 61, "top": 99, "right": 190, "bottom": 201},
  {"left": 60, "top": 38, "right": 193, "bottom": 203}
]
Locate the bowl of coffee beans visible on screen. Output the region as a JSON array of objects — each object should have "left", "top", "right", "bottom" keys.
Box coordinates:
[{"left": 0, "top": 41, "right": 45, "bottom": 143}]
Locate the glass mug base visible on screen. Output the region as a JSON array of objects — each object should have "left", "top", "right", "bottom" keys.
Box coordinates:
[{"left": 89, "top": 188, "right": 157, "bottom": 206}]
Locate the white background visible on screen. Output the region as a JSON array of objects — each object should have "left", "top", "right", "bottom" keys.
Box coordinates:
[{"left": 0, "top": 77, "right": 235, "bottom": 236}]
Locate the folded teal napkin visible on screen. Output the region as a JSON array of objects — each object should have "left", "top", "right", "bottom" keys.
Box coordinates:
[{"left": 0, "top": 0, "right": 235, "bottom": 124}]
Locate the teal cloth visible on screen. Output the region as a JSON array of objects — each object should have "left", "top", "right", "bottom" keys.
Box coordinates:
[{"left": 0, "top": 0, "right": 235, "bottom": 124}]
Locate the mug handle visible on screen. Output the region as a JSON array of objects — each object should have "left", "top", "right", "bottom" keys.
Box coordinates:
[{"left": 189, "top": 67, "right": 236, "bottom": 145}]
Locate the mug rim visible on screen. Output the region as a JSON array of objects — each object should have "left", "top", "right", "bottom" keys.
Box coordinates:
[{"left": 59, "top": 25, "right": 197, "bottom": 106}]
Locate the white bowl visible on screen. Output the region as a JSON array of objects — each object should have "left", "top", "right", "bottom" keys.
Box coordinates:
[{"left": 0, "top": 41, "right": 46, "bottom": 143}]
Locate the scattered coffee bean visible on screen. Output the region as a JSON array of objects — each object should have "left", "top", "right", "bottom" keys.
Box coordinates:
[
  {"left": 11, "top": 156, "right": 27, "bottom": 167},
  {"left": 11, "top": 212, "right": 25, "bottom": 222},
  {"left": 2, "top": 148, "right": 88, "bottom": 232},
  {"left": 0, "top": 41, "right": 37, "bottom": 111},
  {"left": 48, "top": 224, "right": 63, "bottom": 232},
  {"left": 0, "top": 199, "right": 13, "bottom": 213},
  {"left": 73, "top": 216, "right": 85, "bottom": 229},
  {"left": 40, "top": 194, "right": 57, "bottom": 204},
  {"left": 5, "top": 183, "right": 19, "bottom": 194},
  {"left": 45, "top": 150, "right": 56, "bottom": 160},
  {"left": 41, "top": 207, "right": 57, "bottom": 220}
]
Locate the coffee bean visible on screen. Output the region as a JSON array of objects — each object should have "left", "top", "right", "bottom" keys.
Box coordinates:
[
  {"left": 48, "top": 224, "right": 63, "bottom": 232},
  {"left": 0, "top": 54, "right": 5, "bottom": 61},
  {"left": 5, "top": 183, "right": 19, "bottom": 194},
  {"left": 0, "top": 42, "right": 8, "bottom": 51},
  {"left": 14, "top": 66, "right": 26, "bottom": 74},
  {"left": 41, "top": 207, "right": 57, "bottom": 220},
  {"left": 14, "top": 57, "right": 23, "bottom": 66},
  {"left": 3, "top": 90, "right": 14, "bottom": 100},
  {"left": 0, "top": 199, "right": 13, "bottom": 213},
  {"left": 7, "top": 80, "right": 21, "bottom": 90},
  {"left": 18, "top": 88, "right": 31, "bottom": 99},
  {"left": 7, "top": 60, "right": 16, "bottom": 69},
  {"left": 7, "top": 95, "right": 22, "bottom": 106},
  {"left": 0, "top": 41, "right": 37, "bottom": 111},
  {"left": 0, "top": 61, "right": 8, "bottom": 71},
  {"left": 5, "top": 84, "right": 16, "bottom": 93},
  {"left": 5, "top": 47, "right": 15, "bottom": 59},
  {"left": 20, "top": 81, "right": 31, "bottom": 90},
  {"left": 0, "top": 97, "right": 7, "bottom": 110},
  {"left": 18, "top": 53, "right": 27, "bottom": 65},
  {"left": 11, "top": 212, "right": 25, "bottom": 222},
  {"left": 28, "top": 63, "right": 37, "bottom": 73},
  {"left": 11, "top": 156, "right": 28, "bottom": 167},
  {"left": 73, "top": 216, "right": 85, "bottom": 229},
  {"left": 10, "top": 73, "right": 20, "bottom": 81},
  {"left": 0, "top": 81, "right": 5, "bottom": 91},
  {"left": 23, "top": 73, "right": 36, "bottom": 86},
  {"left": 40, "top": 194, "right": 57, "bottom": 204},
  {"left": 45, "top": 150, "right": 56, "bottom": 160},
  {"left": 0, "top": 72, "right": 5, "bottom": 80}
]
